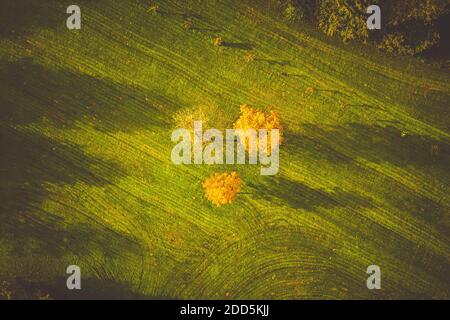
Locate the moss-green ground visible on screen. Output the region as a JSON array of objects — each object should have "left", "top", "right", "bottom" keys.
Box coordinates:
[{"left": 0, "top": 0, "right": 449, "bottom": 299}]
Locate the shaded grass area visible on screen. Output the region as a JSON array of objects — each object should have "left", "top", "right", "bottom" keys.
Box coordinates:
[
  {"left": 298, "top": 123, "right": 450, "bottom": 173},
  {"left": 0, "top": 0, "right": 449, "bottom": 299},
  {"left": 0, "top": 0, "right": 61, "bottom": 39},
  {"left": 249, "top": 176, "right": 372, "bottom": 211},
  {"left": 1, "top": 277, "right": 154, "bottom": 300}
]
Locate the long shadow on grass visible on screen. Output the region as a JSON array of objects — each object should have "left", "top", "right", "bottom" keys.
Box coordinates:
[
  {"left": 297, "top": 123, "right": 450, "bottom": 230},
  {"left": 301, "top": 123, "right": 450, "bottom": 174},
  {"left": 284, "top": 130, "right": 354, "bottom": 164},
  {"left": 0, "top": 59, "right": 172, "bottom": 257},
  {"left": 0, "top": 59, "right": 168, "bottom": 130},
  {"left": 0, "top": 0, "right": 60, "bottom": 39},
  {"left": 255, "top": 58, "right": 291, "bottom": 66},
  {"left": 190, "top": 27, "right": 221, "bottom": 33},
  {"left": 222, "top": 42, "right": 255, "bottom": 50},
  {"left": 248, "top": 177, "right": 372, "bottom": 211},
  {"left": 0, "top": 0, "right": 106, "bottom": 39},
  {"left": 1, "top": 277, "right": 171, "bottom": 300},
  {"left": 0, "top": 125, "right": 142, "bottom": 258}
]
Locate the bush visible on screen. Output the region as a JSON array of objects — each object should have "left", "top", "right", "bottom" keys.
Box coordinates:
[
  {"left": 377, "top": 30, "right": 440, "bottom": 55},
  {"left": 377, "top": 33, "right": 415, "bottom": 55},
  {"left": 284, "top": 1, "right": 299, "bottom": 22}
]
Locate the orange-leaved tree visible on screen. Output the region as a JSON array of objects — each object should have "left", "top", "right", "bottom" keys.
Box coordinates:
[
  {"left": 203, "top": 172, "right": 240, "bottom": 207},
  {"left": 233, "top": 104, "right": 283, "bottom": 155}
]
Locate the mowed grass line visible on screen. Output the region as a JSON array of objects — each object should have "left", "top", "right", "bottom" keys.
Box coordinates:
[{"left": 0, "top": 0, "right": 449, "bottom": 299}]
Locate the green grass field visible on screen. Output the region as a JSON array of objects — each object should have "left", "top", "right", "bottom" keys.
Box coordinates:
[{"left": 0, "top": 0, "right": 449, "bottom": 299}]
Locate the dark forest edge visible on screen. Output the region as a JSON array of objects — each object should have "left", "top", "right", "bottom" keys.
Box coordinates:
[{"left": 265, "top": 0, "right": 449, "bottom": 67}]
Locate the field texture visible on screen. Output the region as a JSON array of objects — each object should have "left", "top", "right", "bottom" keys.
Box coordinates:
[{"left": 0, "top": 0, "right": 449, "bottom": 299}]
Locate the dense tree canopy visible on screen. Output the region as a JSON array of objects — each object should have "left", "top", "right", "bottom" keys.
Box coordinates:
[{"left": 280, "top": 0, "right": 449, "bottom": 56}]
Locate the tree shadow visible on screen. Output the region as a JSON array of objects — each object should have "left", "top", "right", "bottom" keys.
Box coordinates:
[
  {"left": 190, "top": 27, "right": 221, "bottom": 33},
  {"left": 314, "top": 88, "right": 350, "bottom": 97},
  {"left": 345, "top": 103, "right": 384, "bottom": 111},
  {"left": 222, "top": 42, "right": 255, "bottom": 50},
  {"left": 296, "top": 123, "right": 450, "bottom": 229},
  {"left": 158, "top": 10, "right": 202, "bottom": 20},
  {"left": 0, "top": 126, "right": 142, "bottom": 257},
  {"left": 411, "top": 89, "right": 450, "bottom": 132},
  {"left": 284, "top": 130, "right": 354, "bottom": 164},
  {"left": 256, "top": 58, "right": 291, "bottom": 66},
  {"left": 0, "top": 59, "right": 171, "bottom": 257},
  {"left": 0, "top": 0, "right": 104, "bottom": 39},
  {"left": 397, "top": 194, "right": 450, "bottom": 235},
  {"left": 248, "top": 176, "right": 372, "bottom": 211},
  {"left": 300, "top": 123, "right": 450, "bottom": 173},
  {"left": 1, "top": 277, "right": 169, "bottom": 300},
  {"left": 0, "top": 0, "right": 60, "bottom": 39},
  {"left": 0, "top": 59, "right": 167, "bottom": 131},
  {"left": 280, "top": 72, "right": 307, "bottom": 78}
]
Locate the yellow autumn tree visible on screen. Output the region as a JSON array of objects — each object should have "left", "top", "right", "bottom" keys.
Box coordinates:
[
  {"left": 213, "top": 36, "right": 223, "bottom": 46},
  {"left": 203, "top": 172, "right": 240, "bottom": 207},
  {"left": 233, "top": 104, "right": 282, "bottom": 155}
]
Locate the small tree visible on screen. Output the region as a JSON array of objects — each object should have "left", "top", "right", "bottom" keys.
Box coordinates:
[
  {"left": 284, "top": 2, "right": 299, "bottom": 22},
  {"left": 203, "top": 172, "right": 240, "bottom": 207},
  {"left": 233, "top": 104, "right": 283, "bottom": 155},
  {"left": 213, "top": 36, "right": 223, "bottom": 46}
]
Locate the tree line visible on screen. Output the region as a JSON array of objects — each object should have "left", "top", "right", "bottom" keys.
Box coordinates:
[{"left": 278, "top": 0, "right": 449, "bottom": 58}]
